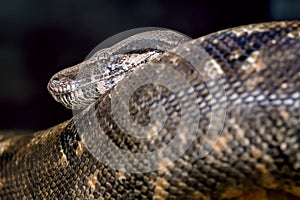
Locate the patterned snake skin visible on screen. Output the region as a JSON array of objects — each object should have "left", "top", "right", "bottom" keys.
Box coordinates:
[{"left": 0, "top": 21, "right": 300, "bottom": 200}]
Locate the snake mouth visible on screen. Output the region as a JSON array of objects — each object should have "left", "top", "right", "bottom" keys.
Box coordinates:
[
  {"left": 47, "top": 64, "right": 89, "bottom": 109},
  {"left": 47, "top": 62, "right": 83, "bottom": 95},
  {"left": 47, "top": 79, "right": 77, "bottom": 109},
  {"left": 47, "top": 73, "right": 118, "bottom": 109},
  {"left": 47, "top": 78, "right": 99, "bottom": 109},
  {"left": 48, "top": 78, "right": 77, "bottom": 94}
]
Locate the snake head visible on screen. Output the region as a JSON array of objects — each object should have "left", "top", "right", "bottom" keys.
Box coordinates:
[
  {"left": 47, "top": 29, "right": 191, "bottom": 110},
  {"left": 47, "top": 50, "right": 165, "bottom": 110}
]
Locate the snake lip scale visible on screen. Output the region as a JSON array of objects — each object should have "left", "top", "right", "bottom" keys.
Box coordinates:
[{"left": 1, "top": 21, "right": 300, "bottom": 199}]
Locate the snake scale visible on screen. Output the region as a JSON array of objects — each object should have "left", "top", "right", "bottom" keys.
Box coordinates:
[{"left": 0, "top": 21, "right": 300, "bottom": 200}]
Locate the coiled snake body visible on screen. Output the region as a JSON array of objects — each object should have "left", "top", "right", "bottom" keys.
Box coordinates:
[{"left": 0, "top": 21, "right": 300, "bottom": 199}]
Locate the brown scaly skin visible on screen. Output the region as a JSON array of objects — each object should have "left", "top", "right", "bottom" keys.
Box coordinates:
[{"left": 1, "top": 21, "right": 300, "bottom": 199}]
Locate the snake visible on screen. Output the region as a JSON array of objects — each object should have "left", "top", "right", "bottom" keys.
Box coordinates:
[{"left": 0, "top": 21, "right": 300, "bottom": 200}]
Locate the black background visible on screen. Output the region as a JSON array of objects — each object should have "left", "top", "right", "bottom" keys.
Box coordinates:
[{"left": 0, "top": 0, "right": 299, "bottom": 130}]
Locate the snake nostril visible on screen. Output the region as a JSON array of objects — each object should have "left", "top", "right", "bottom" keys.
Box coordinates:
[{"left": 51, "top": 77, "right": 60, "bottom": 84}]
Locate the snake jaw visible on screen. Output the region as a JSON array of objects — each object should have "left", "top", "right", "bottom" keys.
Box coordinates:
[
  {"left": 48, "top": 77, "right": 77, "bottom": 94},
  {"left": 47, "top": 66, "right": 82, "bottom": 109},
  {"left": 48, "top": 76, "right": 96, "bottom": 110},
  {"left": 47, "top": 59, "right": 103, "bottom": 109},
  {"left": 47, "top": 82, "right": 75, "bottom": 109}
]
